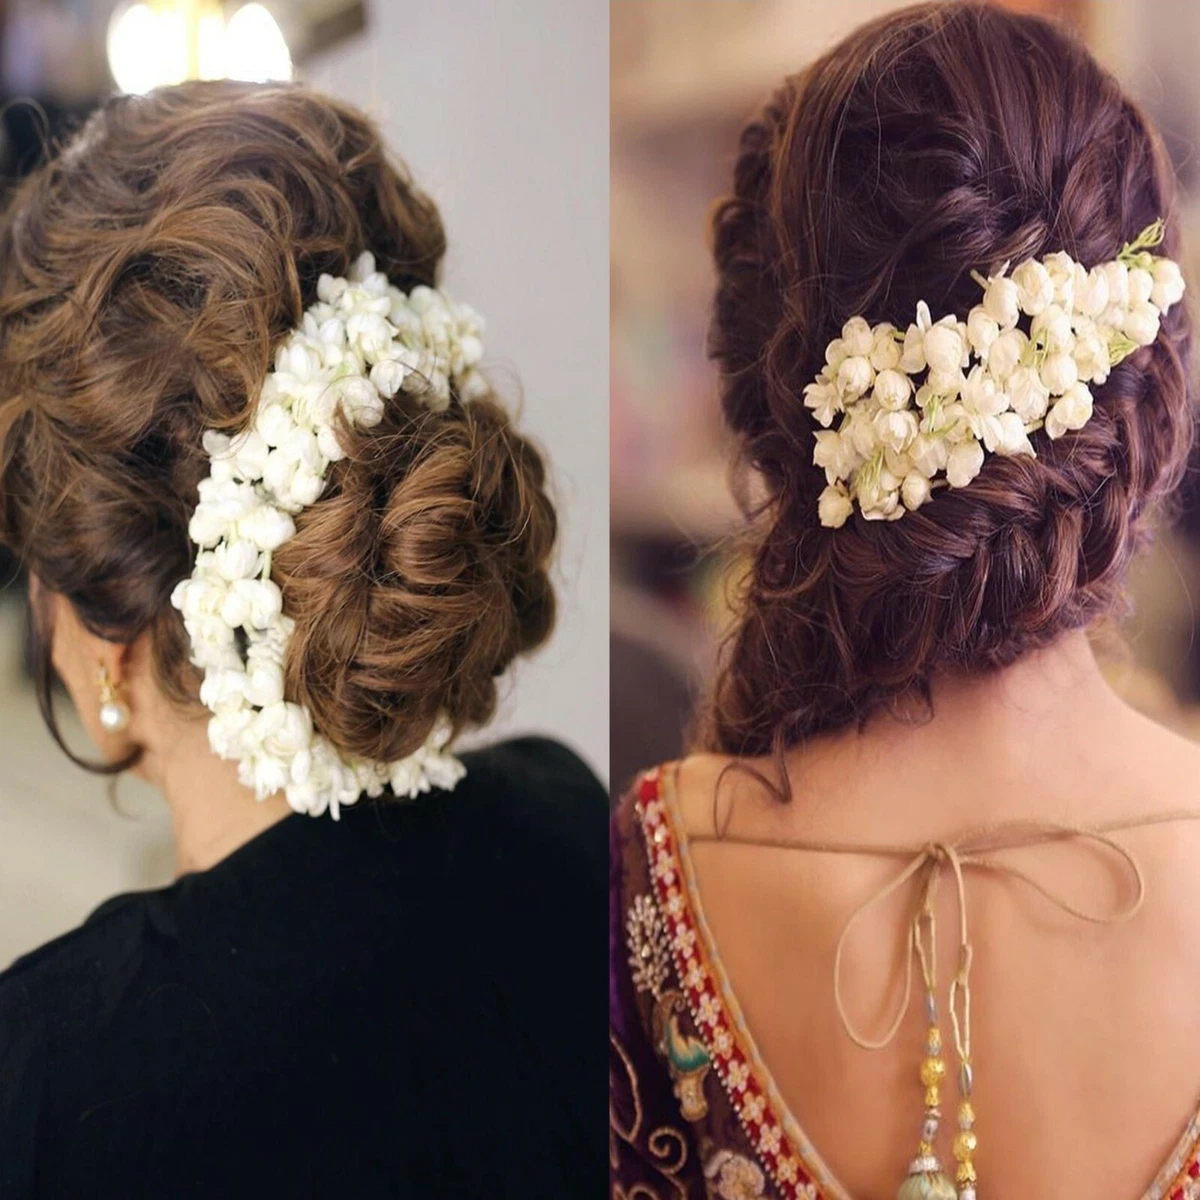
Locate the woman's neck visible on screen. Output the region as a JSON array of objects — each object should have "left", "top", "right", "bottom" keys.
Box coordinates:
[
  {"left": 136, "top": 710, "right": 293, "bottom": 877},
  {"left": 755, "top": 629, "right": 1172, "bottom": 837}
]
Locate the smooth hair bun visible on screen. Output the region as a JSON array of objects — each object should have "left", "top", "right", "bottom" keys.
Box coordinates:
[
  {"left": 0, "top": 79, "right": 555, "bottom": 771},
  {"left": 706, "top": 1, "right": 1193, "bottom": 758}
]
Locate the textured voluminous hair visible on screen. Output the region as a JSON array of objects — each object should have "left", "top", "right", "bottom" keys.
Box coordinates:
[
  {"left": 705, "top": 1, "right": 1193, "bottom": 761},
  {"left": 0, "top": 81, "right": 556, "bottom": 774}
]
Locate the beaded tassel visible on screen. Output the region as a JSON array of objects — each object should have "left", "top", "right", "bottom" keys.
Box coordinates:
[{"left": 896, "top": 1005, "right": 956, "bottom": 1200}]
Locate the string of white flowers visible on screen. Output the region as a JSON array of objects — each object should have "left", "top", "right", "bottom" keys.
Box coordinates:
[
  {"left": 806, "top": 221, "right": 1186, "bottom": 528},
  {"left": 171, "top": 252, "right": 489, "bottom": 818}
]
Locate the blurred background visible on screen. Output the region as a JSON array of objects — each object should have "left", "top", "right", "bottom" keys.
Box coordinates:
[
  {"left": 0, "top": 0, "right": 608, "bottom": 965},
  {"left": 610, "top": 0, "right": 1200, "bottom": 798}
]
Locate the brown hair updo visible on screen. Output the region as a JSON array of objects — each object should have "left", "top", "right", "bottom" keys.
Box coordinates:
[
  {"left": 0, "top": 81, "right": 556, "bottom": 772},
  {"left": 706, "top": 1, "right": 1193, "bottom": 761}
]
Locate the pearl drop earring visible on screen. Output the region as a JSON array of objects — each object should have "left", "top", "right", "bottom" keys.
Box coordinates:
[{"left": 96, "top": 664, "right": 130, "bottom": 734}]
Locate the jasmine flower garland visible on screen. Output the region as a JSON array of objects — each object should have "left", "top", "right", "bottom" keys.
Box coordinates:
[
  {"left": 171, "top": 252, "right": 488, "bottom": 818},
  {"left": 807, "top": 221, "right": 1186, "bottom": 527}
]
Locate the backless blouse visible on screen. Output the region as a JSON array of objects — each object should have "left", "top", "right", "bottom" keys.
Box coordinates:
[{"left": 609, "top": 765, "right": 1200, "bottom": 1200}]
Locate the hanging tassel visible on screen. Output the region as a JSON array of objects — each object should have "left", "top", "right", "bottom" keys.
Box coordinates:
[{"left": 897, "top": 1170, "right": 957, "bottom": 1200}]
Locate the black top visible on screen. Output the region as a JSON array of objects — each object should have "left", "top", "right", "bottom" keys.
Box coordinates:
[{"left": 0, "top": 737, "right": 607, "bottom": 1198}]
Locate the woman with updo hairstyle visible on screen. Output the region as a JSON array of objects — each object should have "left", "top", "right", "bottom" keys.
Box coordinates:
[
  {"left": 0, "top": 81, "right": 605, "bottom": 1196},
  {"left": 611, "top": 5, "right": 1200, "bottom": 1199}
]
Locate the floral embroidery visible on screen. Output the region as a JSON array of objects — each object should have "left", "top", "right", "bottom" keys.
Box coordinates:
[
  {"left": 635, "top": 771, "right": 825, "bottom": 1200},
  {"left": 627, "top": 894, "right": 672, "bottom": 1000},
  {"left": 706, "top": 1150, "right": 768, "bottom": 1200},
  {"left": 759, "top": 1124, "right": 782, "bottom": 1156}
]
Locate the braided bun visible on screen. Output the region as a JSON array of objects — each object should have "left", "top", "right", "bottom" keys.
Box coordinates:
[{"left": 705, "top": 2, "right": 1193, "bottom": 756}]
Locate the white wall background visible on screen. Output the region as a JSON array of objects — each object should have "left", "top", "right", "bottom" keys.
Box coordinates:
[
  {"left": 306, "top": 0, "right": 609, "bottom": 779},
  {"left": 0, "top": 0, "right": 608, "bottom": 967}
]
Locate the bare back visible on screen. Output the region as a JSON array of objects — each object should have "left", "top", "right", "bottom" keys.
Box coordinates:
[{"left": 668, "top": 691, "right": 1200, "bottom": 1199}]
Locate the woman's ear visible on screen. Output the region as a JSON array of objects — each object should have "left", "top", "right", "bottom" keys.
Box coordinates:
[{"left": 39, "top": 587, "right": 136, "bottom": 757}]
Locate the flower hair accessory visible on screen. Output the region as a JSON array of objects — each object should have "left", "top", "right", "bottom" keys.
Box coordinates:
[
  {"left": 807, "top": 221, "right": 1186, "bottom": 527},
  {"left": 171, "top": 252, "right": 488, "bottom": 818}
]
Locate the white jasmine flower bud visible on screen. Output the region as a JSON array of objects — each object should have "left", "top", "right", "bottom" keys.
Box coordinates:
[
  {"left": 813, "top": 429, "right": 851, "bottom": 482},
  {"left": 347, "top": 311, "right": 394, "bottom": 358},
  {"left": 229, "top": 430, "right": 269, "bottom": 481},
  {"left": 1074, "top": 266, "right": 1110, "bottom": 318},
  {"left": 370, "top": 358, "right": 409, "bottom": 398},
  {"left": 836, "top": 355, "right": 874, "bottom": 398},
  {"left": 803, "top": 380, "right": 840, "bottom": 428},
  {"left": 869, "top": 323, "right": 901, "bottom": 371},
  {"left": 967, "top": 306, "right": 1000, "bottom": 355},
  {"left": 245, "top": 661, "right": 285, "bottom": 709},
  {"left": 961, "top": 365, "right": 1006, "bottom": 418},
  {"left": 1044, "top": 381, "right": 1093, "bottom": 439},
  {"left": 1012, "top": 260, "right": 1054, "bottom": 316},
  {"left": 239, "top": 505, "right": 296, "bottom": 553},
  {"left": 987, "top": 327, "right": 1027, "bottom": 381},
  {"left": 1151, "top": 258, "right": 1185, "bottom": 310},
  {"left": 1100, "top": 260, "right": 1129, "bottom": 314},
  {"left": 898, "top": 323, "right": 927, "bottom": 374},
  {"left": 209, "top": 708, "right": 255, "bottom": 759},
  {"left": 236, "top": 579, "right": 284, "bottom": 629},
  {"left": 824, "top": 337, "right": 848, "bottom": 370},
  {"left": 1072, "top": 323, "right": 1109, "bottom": 384},
  {"left": 214, "top": 538, "right": 260, "bottom": 582},
  {"left": 1007, "top": 365, "right": 1050, "bottom": 422},
  {"left": 1044, "top": 252, "right": 1077, "bottom": 309},
  {"left": 200, "top": 668, "right": 248, "bottom": 712},
  {"left": 1040, "top": 352, "right": 1078, "bottom": 395},
  {"left": 872, "top": 368, "right": 912, "bottom": 412},
  {"left": 874, "top": 408, "right": 919, "bottom": 453},
  {"left": 901, "top": 473, "right": 932, "bottom": 511},
  {"left": 923, "top": 319, "right": 966, "bottom": 376},
  {"left": 263, "top": 703, "right": 312, "bottom": 757},
  {"left": 909, "top": 433, "right": 948, "bottom": 479},
  {"left": 1128, "top": 267, "right": 1154, "bottom": 307},
  {"left": 817, "top": 484, "right": 854, "bottom": 529},
  {"left": 219, "top": 587, "right": 251, "bottom": 629},
  {"left": 288, "top": 467, "right": 324, "bottom": 509},
  {"left": 188, "top": 504, "right": 231, "bottom": 548},
  {"left": 256, "top": 402, "right": 294, "bottom": 447},
  {"left": 1031, "top": 304, "right": 1074, "bottom": 352},
  {"left": 252, "top": 753, "right": 290, "bottom": 800},
  {"left": 989, "top": 411, "right": 1034, "bottom": 457},
  {"left": 317, "top": 272, "right": 348, "bottom": 304},
  {"left": 841, "top": 316, "right": 874, "bottom": 357},
  {"left": 316, "top": 423, "right": 347, "bottom": 462},
  {"left": 946, "top": 439, "right": 985, "bottom": 488},
  {"left": 982, "top": 276, "right": 1020, "bottom": 328},
  {"left": 262, "top": 449, "right": 297, "bottom": 498},
  {"left": 1124, "top": 301, "right": 1160, "bottom": 346}
]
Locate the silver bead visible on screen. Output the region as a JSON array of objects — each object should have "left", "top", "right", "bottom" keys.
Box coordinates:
[
  {"left": 959, "top": 1189, "right": 976, "bottom": 1200},
  {"left": 99, "top": 700, "right": 130, "bottom": 733},
  {"left": 922, "top": 1117, "right": 939, "bottom": 1142}
]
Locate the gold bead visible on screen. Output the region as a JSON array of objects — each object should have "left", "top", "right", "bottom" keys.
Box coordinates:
[
  {"left": 918, "top": 1140, "right": 933, "bottom": 1157},
  {"left": 958, "top": 1101, "right": 975, "bottom": 1129},
  {"left": 952, "top": 1130, "right": 977, "bottom": 1161},
  {"left": 927, "top": 1026, "right": 942, "bottom": 1055},
  {"left": 956, "top": 1161, "right": 977, "bottom": 1185},
  {"left": 924, "top": 1085, "right": 941, "bottom": 1108},
  {"left": 920, "top": 1056, "right": 946, "bottom": 1086}
]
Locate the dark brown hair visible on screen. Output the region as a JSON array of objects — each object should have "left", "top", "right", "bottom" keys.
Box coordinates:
[
  {"left": 705, "top": 2, "right": 1193, "bottom": 762},
  {"left": 0, "top": 80, "right": 556, "bottom": 773}
]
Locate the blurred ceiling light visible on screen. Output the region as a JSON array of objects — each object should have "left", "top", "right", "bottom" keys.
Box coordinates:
[
  {"left": 223, "top": 4, "right": 292, "bottom": 83},
  {"left": 106, "top": 1, "right": 293, "bottom": 96}
]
